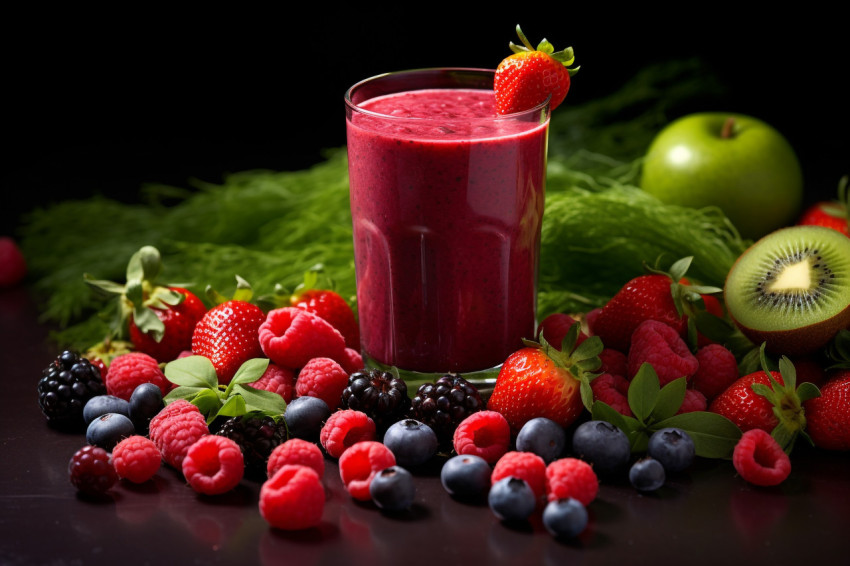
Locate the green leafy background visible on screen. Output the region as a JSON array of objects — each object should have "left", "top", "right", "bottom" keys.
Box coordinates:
[{"left": 20, "top": 60, "right": 749, "bottom": 350}]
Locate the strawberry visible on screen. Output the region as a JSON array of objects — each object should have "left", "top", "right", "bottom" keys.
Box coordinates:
[
  {"left": 797, "top": 176, "right": 849, "bottom": 236},
  {"left": 84, "top": 246, "right": 207, "bottom": 363},
  {"left": 804, "top": 370, "right": 850, "bottom": 451},
  {"left": 708, "top": 347, "right": 820, "bottom": 451},
  {"left": 494, "top": 25, "right": 578, "bottom": 115},
  {"left": 191, "top": 276, "right": 266, "bottom": 384},
  {"left": 589, "top": 257, "right": 721, "bottom": 353},
  {"left": 488, "top": 323, "right": 602, "bottom": 434}
]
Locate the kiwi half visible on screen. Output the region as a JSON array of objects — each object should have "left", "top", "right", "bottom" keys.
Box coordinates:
[{"left": 724, "top": 225, "right": 850, "bottom": 355}]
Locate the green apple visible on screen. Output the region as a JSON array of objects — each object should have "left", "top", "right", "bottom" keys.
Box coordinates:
[{"left": 640, "top": 112, "right": 803, "bottom": 240}]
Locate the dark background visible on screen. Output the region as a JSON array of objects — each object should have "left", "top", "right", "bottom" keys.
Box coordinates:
[{"left": 4, "top": 7, "right": 847, "bottom": 236}]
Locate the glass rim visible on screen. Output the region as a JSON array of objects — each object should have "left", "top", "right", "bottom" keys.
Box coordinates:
[{"left": 344, "top": 67, "right": 550, "bottom": 122}]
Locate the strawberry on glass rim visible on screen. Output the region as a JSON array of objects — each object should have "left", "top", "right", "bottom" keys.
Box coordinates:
[{"left": 494, "top": 24, "right": 579, "bottom": 115}]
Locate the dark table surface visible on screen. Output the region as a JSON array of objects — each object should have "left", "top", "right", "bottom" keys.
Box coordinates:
[{"left": 2, "top": 284, "right": 849, "bottom": 566}]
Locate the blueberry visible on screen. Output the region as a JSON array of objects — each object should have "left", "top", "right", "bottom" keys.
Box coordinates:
[
  {"left": 629, "top": 457, "right": 666, "bottom": 492},
  {"left": 440, "top": 454, "right": 492, "bottom": 500},
  {"left": 369, "top": 466, "right": 416, "bottom": 511},
  {"left": 128, "top": 383, "right": 163, "bottom": 433},
  {"left": 86, "top": 413, "right": 135, "bottom": 451},
  {"left": 488, "top": 477, "right": 536, "bottom": 522},
  {"left": 284, "top": 396, "right": 331, "bottom": 441},
  {"left": 383, "top": 419, "right": 438, "bottom": 468},
  {"left": 83, "top": 395, "right": 130, "bottom": 424},
  {"left": 571, "top": 420, "right": 631, "bottom": 475},
  {"left": 516, "top": 417, "right": 566, "bottom": 463},
  {"left": 647, "top": 428, "right": 695, "bottom": 473},
  {"left": 542, "top": 498, "right": 589, "bottom": 538}
]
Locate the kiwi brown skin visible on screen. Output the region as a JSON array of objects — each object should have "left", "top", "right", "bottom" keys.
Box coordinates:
[{"left": 724, "top": 225, "right": 850, "bottom": 356}]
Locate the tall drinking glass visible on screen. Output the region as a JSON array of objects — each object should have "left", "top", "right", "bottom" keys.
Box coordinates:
[{"left": 345, "top": 68, "right": 550, "bottom": 378}]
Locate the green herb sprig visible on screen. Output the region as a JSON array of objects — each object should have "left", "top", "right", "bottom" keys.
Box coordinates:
[
  {"left": 163, "top": 356, "right": 285, "bottom": 424},
  {"left": 591, "top": 363, "right": 742, "bottom": 459}
]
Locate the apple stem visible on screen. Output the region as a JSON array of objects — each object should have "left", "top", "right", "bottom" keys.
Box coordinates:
[{"left": 721, "top": 117, "right": 736, "bottom": 139}]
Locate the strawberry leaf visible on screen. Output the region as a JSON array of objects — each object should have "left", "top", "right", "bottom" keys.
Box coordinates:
[
  {"left": 653, "top": 412, "right": 742, "bottom": 459},
  {"left": 651, "top": 377, "right": 687, "bottom": 422},
  {"left": 628, "top": 363, "right": 660, "bottom": 423},
  {"left": 796, "top": 382, "right": 821, "bottom": 403},
  {"left": 164, "top": 355, "right": 219, "bottom": 389},
  {"left": 126, "top": 245, "right": 161, "bottom": 284}
]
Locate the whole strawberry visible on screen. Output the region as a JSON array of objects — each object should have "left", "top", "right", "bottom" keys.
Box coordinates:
[
  {"left": 488, "top": 323, "right": 602, "bottom": 434},
  {"left": 708, "top": 348, "right": 820, "bottom": 451},
  {"left": 191, "top": 276, "right": 266, "bottom": 384},
  {"left": 797, "top": 176, "right": 849, "bottom": 236},
  {"left": 804, "top": 370, "right": 850, "bottom": 450},
  {"left": 494, "top": 25, "right": 578, "bottom": 115},
  {"left": 84, "top": 246, "right": 207, "bottom": 363},
  {"left": 589, "top": 257, "right": 721, "bottom": 353}
]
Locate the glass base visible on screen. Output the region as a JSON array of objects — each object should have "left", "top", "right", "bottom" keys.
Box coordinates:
[{"left": 361, "top": 353, "right": 500, "bottom": 398}]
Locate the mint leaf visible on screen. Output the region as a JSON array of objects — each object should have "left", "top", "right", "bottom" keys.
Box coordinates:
[
  {"left": 628, "top": 363, "right": 660, "bottom": 423},
  {"left": 165, "top": 355, "right": 219, "bottom": 389},
  {"left": 591, "top": 400, "right": 633, "bottom": 433},
  {"left": 213, "top": 394, "right": 248, "bottom": 422},
  {"left": 233, "top": 384, "right": 287, "bottom": 416},
  {"left": 651, "top": 377, "right": 687, "bottom": 422},
  {"left": 654, "top": 411, "right": 742, "bottom": 459},
  {"left": 227, "top": 358, "right": 271, "bottom": 392},
  {"left": 193, "top": 388, "right": 225, "bottom": 422},
  {"left": 163, "top": 385, "right": 206, "bottom": 403}
]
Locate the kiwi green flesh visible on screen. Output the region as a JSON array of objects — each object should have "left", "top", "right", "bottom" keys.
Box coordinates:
[{"left": 724, "top": 226, "right": 850, "bottom": 353}]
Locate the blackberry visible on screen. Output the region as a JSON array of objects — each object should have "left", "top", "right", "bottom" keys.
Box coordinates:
[
  {"left": 409, "top": 373, "right": 483, "bottom": 445},
  {"left": 217, "top": 413, "right": 287, "bottom": 475},
  {"left": 38, "top": 350, "right": 107, "bottom": 429},
  {"left": 341, "top": 369, "right": 410, "bottom": 431}
]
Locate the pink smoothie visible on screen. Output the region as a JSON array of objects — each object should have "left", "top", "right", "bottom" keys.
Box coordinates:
[{"left": 346, "top": 87, "right": 549, "bottom": 373}]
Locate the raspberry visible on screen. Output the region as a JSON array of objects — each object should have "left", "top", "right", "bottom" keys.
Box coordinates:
[
  {"left": 452, "top": 410, "right": 511, "bottom": 464},
  {"left": 182, "top": 435, "right": 245, "bottom": 495},
  {"left": 627, "top": 320, "right": 699, "bottom": 385},
  {"left": 106, "top": 352, "right": 171, "bottom": 401},
  {"left": 732, "top": 429, "right": 791, "bottom": 486},
  {"left": 149, "top": 400, "right": 210, "bottom": 469},
  {"left": 676, "top": 388, "right": 707, "bottom": 414},
  {"left": 338, "top": 441, "right": 396, "bottom": 501},
  {"left": 545, "top": 458, "right": 599, "bottom": 505},
  {"left": 590, "top": 373, "right": 632, "bottom": 416},
  {"left": 691, "top": 344, "right": 739, "bottom": 400},
  {"left": 267, "top": 438, "right": 326, "bottom": 478},
  {"left": 338, "top": 348, "right": 364, "bottom": 375},
  {"left": 69, "top": 445, "right": 118, "bottom": 495},
  {"left": 251, "top": 363, "right": 296, "bottom": 404},
  {"left": 259, "top": 307, "right": 346, "bottom": 370},
  {"left": 598, "top": 348, "right": 628, "bottom": 378},
  {"left": 260, "top": 464, "right": 325, "bottom": 530},
  {"left": 320, "top": 410, "right": 376, "bottom": 458},
  {"left": 491, "top": 451, "right": 547, "bottom": 502},
  {"left": 112, "top": 435, "right": 161, "bottom": 483},
  {"left": 296, "top": 357, "right": 349, "bottom": 410}
]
